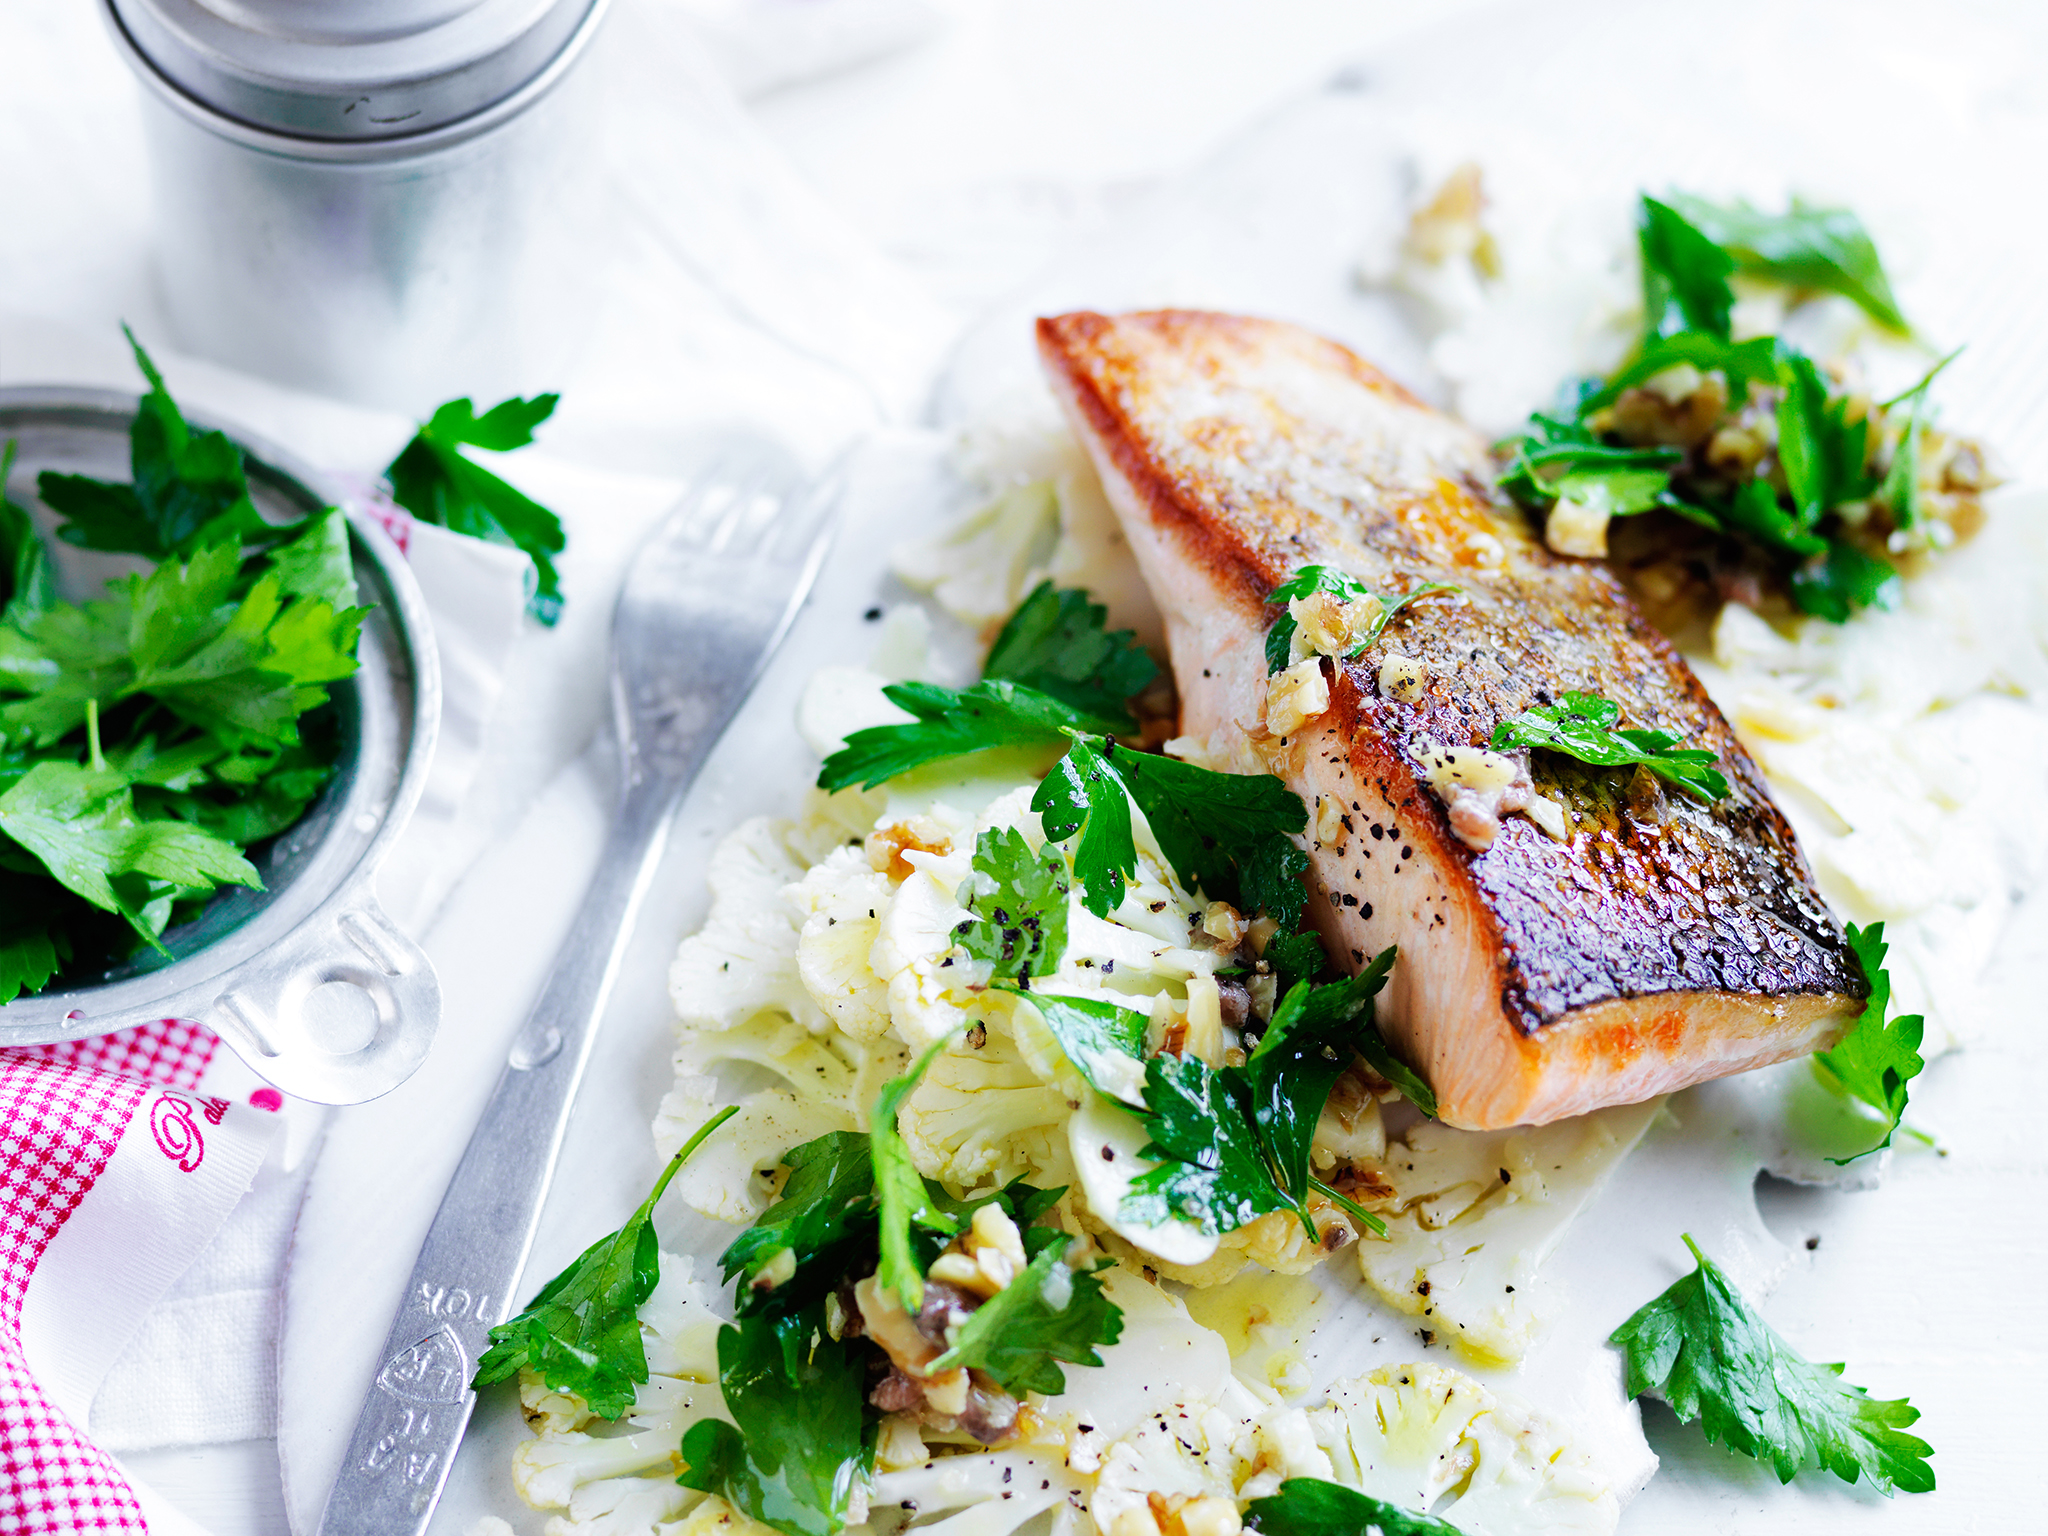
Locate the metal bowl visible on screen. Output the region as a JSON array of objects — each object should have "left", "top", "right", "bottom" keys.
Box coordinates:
[{"left": 0, "top": 388, "right": 442, "bottom": 1104}]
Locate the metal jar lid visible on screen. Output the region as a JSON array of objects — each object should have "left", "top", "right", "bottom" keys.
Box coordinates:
[{"left": 105, "top": 0, "right": 605, "bottom": 145}]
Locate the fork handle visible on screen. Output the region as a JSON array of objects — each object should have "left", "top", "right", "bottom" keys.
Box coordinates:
[{"left": 315, "top": 778, "right": 680, "bottom": 1536}]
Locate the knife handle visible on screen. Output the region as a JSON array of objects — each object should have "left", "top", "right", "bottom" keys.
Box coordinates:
[{"left": 315, "top": 781, "right": 678, "bottom": 1535}]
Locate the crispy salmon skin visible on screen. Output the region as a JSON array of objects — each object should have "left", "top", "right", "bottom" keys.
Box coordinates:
[{"left": 1037, "top": 309, "right": 1863, "bottom": 1129}]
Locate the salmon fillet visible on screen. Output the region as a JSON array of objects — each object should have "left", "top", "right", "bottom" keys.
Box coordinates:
[{"left": 1037, "top": 309, "right": 1863, "bottom": 1130}]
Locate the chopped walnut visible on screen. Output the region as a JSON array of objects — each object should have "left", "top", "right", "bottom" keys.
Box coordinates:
[{"left": 866, "top": 816, "right": 953, "bottom": 880}]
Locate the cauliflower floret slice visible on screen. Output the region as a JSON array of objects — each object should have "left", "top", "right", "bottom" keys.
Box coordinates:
[
  {"left": 873, "top": 1450, "right": 1091, "bottom": 1536},
  {"left": 655, "top": 1082, "right": 854, "bottom": 1224},
  {"left": 1308, "top": 1363, "right": 1620, "bottom": 1535},
  {"left": 899, "top": 1023, "right": 1073, "bottom": 1190},
  {"left": 638, "top": 1253, "right": 724, "bottom": 1383},
  {"left": 1357, "top": 1101, "right": 1659, "bottom": 1366},
  {"left": 670, "top": 817, "right": 826, "bottom": 1035},
  {"left": 893, "top": 480, "right": 1060, "bottom": 627},
  {"left": 511, "top": 1376, "right": 720, "bottom": 1508},
  {"left": 788, "top": 845, "right": 896, "bottom": 1042}
]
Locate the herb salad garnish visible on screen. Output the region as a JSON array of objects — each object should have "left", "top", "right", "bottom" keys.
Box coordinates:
[{"left": 1501, "top": 193, "right": 1987, "bottom": 624}]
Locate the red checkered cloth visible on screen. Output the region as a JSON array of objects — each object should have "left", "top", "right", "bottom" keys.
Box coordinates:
[
  {"left": 0, "top": 1020, "right": 273, "bottom": 1533},
  {"left": 0, "top": 1056, "right": 152, "bottom": 1534}
]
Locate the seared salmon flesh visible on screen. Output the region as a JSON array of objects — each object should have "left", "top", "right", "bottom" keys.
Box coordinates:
[{"left": 1038, "top": 309, "right": 1864, "bottom": 1130}]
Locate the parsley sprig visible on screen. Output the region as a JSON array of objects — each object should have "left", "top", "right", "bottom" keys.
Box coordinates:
[
  {"left": 472, "top": 1104, "right": 739, "bottom": 1418},
  {"left": 1812, "top": 923, "right": 1925, "bottom": 1164},
  {"left": 385, "top": 395, "right": 567, "bottom": 625},
  {"left": 1245, "top": 1478, "right": 1462, "bottom": 1536},
  {"left": 1489, "top": 691, "right": 1729, "bottom": 803},
  {"left": 1033, "top": 733, "right": 1310, "bottom": 925},
  {"left": 680, "top": 1075, "right": 1120, "bottom": 1536},
  {"left": 1262, "top": 565, "right": 1457, "bottom": 674},
  {"left": 951, "top": 826, "right": 1070, "bottom": 984},
  {"left": 1500, "top": 192, "right": 1950, "bottom": 623},
  {"left": 1118, "top": 949, "right": 1405, "bottom": 1241},
  {"left": 818, "top": 581, "right": 1155, "bottom": 792},
  {"left": 1611, "top": 1234, "right": 1934, "bottom": 1495}
]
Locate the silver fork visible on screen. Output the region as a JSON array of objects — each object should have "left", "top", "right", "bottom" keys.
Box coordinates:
[{"left": 317, "top": 438, "right": 836, "bottom": 1536}]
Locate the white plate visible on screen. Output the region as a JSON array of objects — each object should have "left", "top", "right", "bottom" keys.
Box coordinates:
[{"left": 286, "top": 2, "right": 2048, "bottom": 1530}]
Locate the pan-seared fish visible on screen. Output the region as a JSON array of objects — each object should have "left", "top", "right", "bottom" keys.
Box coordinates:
[{"left": 1038, "top": 309, "right": 1864, "bottom": 1130}]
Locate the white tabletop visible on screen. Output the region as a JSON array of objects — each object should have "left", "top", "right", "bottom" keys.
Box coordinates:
[{"left": 5, "top": 3, "right": 2038, "bottom": 1534}]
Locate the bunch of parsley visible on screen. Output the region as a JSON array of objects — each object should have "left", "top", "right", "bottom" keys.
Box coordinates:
[
  {"left": 0, "top": 333, "right": 367, "bottom": 1002},
  {"left": 1500, "top": 193, "right": 1954, "bottom": 622}
]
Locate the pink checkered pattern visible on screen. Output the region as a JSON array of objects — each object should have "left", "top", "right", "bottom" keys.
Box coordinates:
[
  {"left": 0, "top": 1057, "right": 149, "bottom": 1533},
  {"left": 13, "top": 1018, "right": 220, "bottom": 1093}
]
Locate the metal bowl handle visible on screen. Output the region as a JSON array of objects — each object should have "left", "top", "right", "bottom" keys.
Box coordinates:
[{"left": 204, "top": 894, "right": 441, "bottom": 1105}]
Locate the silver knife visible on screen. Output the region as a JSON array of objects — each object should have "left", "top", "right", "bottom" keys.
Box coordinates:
[{"left": 317, "top": 439, "right": 836, "bottom": 1535}]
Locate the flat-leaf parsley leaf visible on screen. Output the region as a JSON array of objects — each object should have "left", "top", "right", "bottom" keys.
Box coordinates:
[
  {"left": 1489, "top": 692, "right": 1729, "bottom": 803},
  {"left": 1610, "top": 1234, "right": 1934, "bottom": 1495}
]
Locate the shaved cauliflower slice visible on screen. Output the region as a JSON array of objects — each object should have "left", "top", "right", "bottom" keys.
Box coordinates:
[
  {"left": 1091, "top": 1403, "right": 1251, "bottom": 1536},
  {"left": 894, "top": 480, "right": 1061, "bottom": 629},
  {"left": 670, "top": 817, "right": 827, "bottom": 1035},
  {"left": 899, "top": 1021, "right": 1074, "bottom": 1190},
  {"left": 511, "top": 1377, "right": 723, "bottom": 1509},
  {"left": 655, "top": 1081, "right": 854, "bottom": 1223},
  {"left": 789, "top": 845, "right": 897, "bottom": 1041},
  {"left": 875, "top": 1450, "right": 1092, "bottom": 1536},
  {"left": 1357, "top": 1102, "right": 1660, "bottom": 1366},
  {"left": 639, "top": 1253, "right": 724, "bottom": 1382},
  {"left": 1306, "top": 1364, "right": 1619, "bottom": 1535},
  {"left": 541, "top": 1473, "right": 696, "bottom": 1536},
  {"left": 1038, "top": 1266, "right": 1235, "bottom": 1443}
]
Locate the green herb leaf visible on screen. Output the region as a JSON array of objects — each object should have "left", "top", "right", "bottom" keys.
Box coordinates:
[
  {"left": 1248, "top": 955, "right": 1397, "bottom": 1228},
  {"left": 1000, "top": 989, "right": 1148, "bottom": 1101},
  {"left": 1498, "top": 415, "right": 1681, "bottom": 513},
  {"left": 0, "top": 924, "right": 68, "bottom": 1007},
  {"left": 1667, "top": 196, "right": 1909, "bottom": 334},
  {"left": 265, "top": 507, "right": 360, "bottom": 611},
  {"left": 1124, "top": 1053, "right": 1291, "bottom": 1236},
  {"left": 929, "top": 1235, "right": 1123, "bottom": 1396},
  {"left": 39, "top": 329, "right": 281, "bottom": 560},
  {"left": 953, "top": 826, "right": 1070, "bottom": 984},
  {"left": 1263, "top": 565, "right": 1458, "bottom": 675},
  {"left": 1610, "top": 1234, "right": 1934, "bottom": 1494},
  {"left": 1264, "top": 928, "right": 1328, "bottom": 996},
  {"left": 0, "top": 761, "right": 260, "bottom": 945},
  {"left": 1114, "top": 745, "right": 1309, "bottom": 927},
  {"left": 1575, "top": 332, "right": 1780, "bottom": 415},
  {"left": 385, "top": 395, "right": 566, "bottom": 624},
  {"left": 1030, "top": 733, "right": 1137, "bottom": 919},
  {"left": 982, "top": 581, "right": 1157, "bottom": 729},
  {"left": 1720, "top": 478, "right": 1828, "bottom": 560},
  {"left": 472, "top": 1104, "right": 738, "bottom": 1417},
  {"left": 1776, "top": 347, "right": 1879, "bottom": 530},
  {"left": 1789, "top": 538, "right": 1900, "bottom": 624},
  {"left": 1812, "top": 923, "right": 1925, "bottom": 1163},
  {"left": 0, "top": 441, "right": 54, "bottom": 621},
  {"left": 678, "top": 1303, "right": 875, "bottom": 1536},
  {"left": 1245, "top": 1477, "right": 1465, "bottom": 1536},
  {"left": 1489, "top": 691, "right": 1730, "bottom": 802},
  {"left": 818, "top": 679, "right": 1081, "bottom": 793},
  {"left": 718, "top": 1131, "right": 878, "bottom": 1315},
  {"left": 873, "top": 1034, "right": 965, "bottom": 1311},
  {"left": 1639, "top": 196, "right": 1736, "bottom": 341}
]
